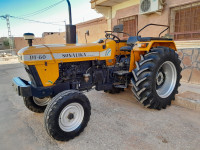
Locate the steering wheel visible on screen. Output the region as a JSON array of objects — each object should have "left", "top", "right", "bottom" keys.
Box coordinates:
[{"left": 105, "top": 33, "right": 120, "bottom": 42}]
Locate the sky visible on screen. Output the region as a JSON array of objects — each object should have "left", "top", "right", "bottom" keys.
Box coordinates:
[{"left": 0, "top": 0, "right": 102, "bottom": 37}]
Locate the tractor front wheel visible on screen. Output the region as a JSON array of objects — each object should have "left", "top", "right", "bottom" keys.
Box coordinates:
[
  {"left": 131, "top": 47, "right": 182, "bottom": 110},
  {"left": 23, "top": 97, "right": 51, "bottom": 113},
  {"left": 44, "top": 90, "right": 91, "bottom": 141}
]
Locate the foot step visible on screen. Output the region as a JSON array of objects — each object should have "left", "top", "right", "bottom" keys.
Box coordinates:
[
  {"left": 114, "top": 85, "right": 127, "bottom": 88},
  {"left": 114, "top": 70, "right": 130, "bottom": 76}
]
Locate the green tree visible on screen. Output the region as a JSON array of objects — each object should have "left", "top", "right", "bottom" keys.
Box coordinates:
[{"left": 3, "top": 40, "right": 10, "bottom": 47}]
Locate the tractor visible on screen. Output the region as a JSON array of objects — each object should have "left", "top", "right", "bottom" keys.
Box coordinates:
[{"left": 12, "top": 0, "right": 181, "bottom": 141}]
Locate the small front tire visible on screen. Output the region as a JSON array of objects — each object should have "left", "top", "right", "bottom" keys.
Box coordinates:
[
  {"left": 44, "top": 90, "right": 91, "bottom": 141},
  {"left": 23, "top": 97, "right": 50, "bottom": 113}
]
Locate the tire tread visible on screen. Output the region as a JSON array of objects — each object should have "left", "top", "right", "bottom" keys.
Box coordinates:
[{"left": 131, "top": 47, "right": 182, "bottom": 110}]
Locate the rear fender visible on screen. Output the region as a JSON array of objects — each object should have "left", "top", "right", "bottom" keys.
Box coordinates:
[
  {"left": 129, "top": 51, "right": 145, "bottom": 72},
  {"left": 133, "top": 41, "right": 177, "bottom": 52},
  {"left": 129, "top": 41, "right": 177, "bottom": 71}
]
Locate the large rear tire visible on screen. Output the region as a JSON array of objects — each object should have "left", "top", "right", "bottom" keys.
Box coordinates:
[
  {"left": 131, "top": 47, "right": 182, "bottom": 110},
  {"left": 44, "top": 90, "right": 91, "bottom": 141}
]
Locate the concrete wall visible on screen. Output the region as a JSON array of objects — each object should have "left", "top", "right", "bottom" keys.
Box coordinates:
[
  {"left": 76, "top": 17, "right": 108, "bottom": 43},
  {"left": 44, "top": 32, "right": 66, "bottom": 44},
  {"left": 14, "top": 37, "right": 44, "bottom": 51},
  {"left": 42, "top": 32, "right": 60, "bottom": 37},
  {"left": 15, "top": 33, "right": 66, "bottom": 51}
]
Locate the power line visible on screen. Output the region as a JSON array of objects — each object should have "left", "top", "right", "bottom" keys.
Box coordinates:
[
  {"left": 0, "top": 0, "right": 66, "bottom": 38},
  {"left": 10, "top": 16, "right": 65, "bottom": 26},
  {"left": 45, "top": 20, "right": 66, "bottom": 23},
  {"left": 18, "top": 0, "right": 65, "bottom": 18}
]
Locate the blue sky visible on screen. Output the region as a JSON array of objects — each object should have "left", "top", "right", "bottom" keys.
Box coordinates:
[{"left": 0, "top": 0, "right": 102, "bottom": 37}]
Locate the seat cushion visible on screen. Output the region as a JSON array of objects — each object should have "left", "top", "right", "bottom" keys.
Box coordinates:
[
  {"left": 120, "top": 46, "right": 132, "bottom": 52},
  {"left": 127, "top": 36, "right": 139, "bottom": 46}
]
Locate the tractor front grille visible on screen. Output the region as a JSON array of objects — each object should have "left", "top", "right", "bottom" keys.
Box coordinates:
[{"left": 24, "top": 65, "right": 43, "bottom": 87}]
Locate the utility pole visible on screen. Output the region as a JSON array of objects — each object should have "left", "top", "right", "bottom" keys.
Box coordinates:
[{"left": 1, "top": 14, "right": 14, "bottom": 50}]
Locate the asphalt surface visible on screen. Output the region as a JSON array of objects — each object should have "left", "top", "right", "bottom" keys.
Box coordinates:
[{"left": 0, "top": 63, "right": 200, "bottom": 150}]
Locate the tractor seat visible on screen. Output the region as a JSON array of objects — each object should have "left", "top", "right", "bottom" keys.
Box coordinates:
[
  {"left": 120, "top": 36, "right": 173, "bottom": 52},
  {"left": 120, "top": 36, "right": 139, "bottom": 52}
]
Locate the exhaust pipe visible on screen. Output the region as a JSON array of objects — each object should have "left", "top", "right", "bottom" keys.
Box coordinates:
[{"left": 66, "top": 0, "right": 76, "bottom": 44}]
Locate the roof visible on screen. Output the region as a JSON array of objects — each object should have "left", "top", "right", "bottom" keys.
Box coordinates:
[
  {"left": 91, "top": 0, "right": 130, "bottom": 8},
  {"left": 76, "top": 17, "right": 107, "bottom": 28}
]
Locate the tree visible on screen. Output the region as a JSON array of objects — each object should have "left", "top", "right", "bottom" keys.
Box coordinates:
[{"left": 3, "top": 40, "right": 10, "bottom": 47}]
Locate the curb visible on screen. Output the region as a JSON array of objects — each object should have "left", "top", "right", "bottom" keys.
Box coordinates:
[{"left": 173, "top": 92, "right": 200, "bottom": 111}]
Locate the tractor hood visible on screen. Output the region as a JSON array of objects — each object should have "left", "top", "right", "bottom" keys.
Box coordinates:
[{"left": 18, "top": 40, "right": 116, "bottom": 65}]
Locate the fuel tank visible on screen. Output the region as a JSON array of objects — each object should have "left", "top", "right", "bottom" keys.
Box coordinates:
[{"left": 18, "top": 40, "right": 116, "bottom": 65}]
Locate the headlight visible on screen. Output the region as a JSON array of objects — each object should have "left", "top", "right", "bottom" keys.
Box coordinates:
[{"left": 137, "top": 43, "right": 148, "bottom": 48}]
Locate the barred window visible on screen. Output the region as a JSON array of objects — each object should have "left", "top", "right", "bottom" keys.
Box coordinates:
[
  {"left": 170, "top": 2, "right": 200, "bottom": 40},
  {"left": 118, "top": 16, "right": 137, "bottom": 37}
]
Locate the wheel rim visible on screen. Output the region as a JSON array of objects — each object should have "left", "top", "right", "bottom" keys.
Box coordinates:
[
  {"left": 59, "top": 103, "right": 84, "bottom": 132},
  {"left": 33, "top": 97, "right": 51, "bottom": 106},
  {"left": 156, "top": 61, "right": 177, "bottom": 98}
]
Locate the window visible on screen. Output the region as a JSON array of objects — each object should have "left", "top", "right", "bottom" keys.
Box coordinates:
[
  {"left": 118, "top": 16, "right": 138, "bottom": 37},
  {"left": 170, "top": 2, "right": 200, "bottom": 40}
]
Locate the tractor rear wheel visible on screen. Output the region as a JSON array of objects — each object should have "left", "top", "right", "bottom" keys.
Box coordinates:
[
  {"left": 131, "top": 47, "right": 182, "bottom": 110},
  {"left": 44, "top": 90, "right": 91, "bottom": 141}
]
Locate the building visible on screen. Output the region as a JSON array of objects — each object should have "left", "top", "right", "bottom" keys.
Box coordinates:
[
  {"left": 76, "top": 17, "right": 108, "bottom": 43},
  {"left": 42, "top": 32, "right": 60, "bottom": 37},
  {"left": 91, "top": 0, "right": 200, "bottom": 41},
  {"left": 91, "top": 0, "right": 200, "bottom": 84},
  {"left": 14, "top": 37, "right": 44, "bottom": 52}
]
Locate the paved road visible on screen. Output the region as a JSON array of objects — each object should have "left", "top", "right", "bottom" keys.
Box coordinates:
[{"left": 0, "top": 63, "right": 200, "bottom": 150}]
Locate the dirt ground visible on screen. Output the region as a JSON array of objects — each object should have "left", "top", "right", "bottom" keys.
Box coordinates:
[
  {"left": 0, "top": 56, "right": 18, "bottom": 64},
  {"left": 0, "top": 62, "right": 200, "bottom": 150}
]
